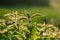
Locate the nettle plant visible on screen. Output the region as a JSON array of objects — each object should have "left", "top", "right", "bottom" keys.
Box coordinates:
[{"left": 0, "top": 11, "right": 60, "bottom": 40}]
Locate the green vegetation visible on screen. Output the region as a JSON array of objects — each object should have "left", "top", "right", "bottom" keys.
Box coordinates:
[
  {"left": 0, "top": 0, "right": 60, "bottom": 40},
  {"left": 0, "top": 6, "right": 60, "bottom": 18},
  {"left": 0, "top": 6, "right": 60, "bottom": 27},
  {"left": 0, "top": 11, "right": 60, "bottom": 40}
]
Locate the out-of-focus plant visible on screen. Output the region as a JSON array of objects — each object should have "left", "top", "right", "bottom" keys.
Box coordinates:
[
  {"left": 0, "top": 11, "right": 60, "bottom": 40},
  {"left": 37, "top": 23, "right": 60, "bottom": 40}
]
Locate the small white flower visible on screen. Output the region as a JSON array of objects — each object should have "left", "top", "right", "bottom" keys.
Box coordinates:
[{"left": 43, "top": 33, "right": 47, "bottom": 36}]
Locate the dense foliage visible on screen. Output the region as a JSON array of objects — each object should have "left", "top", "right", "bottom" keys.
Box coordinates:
[{"left": 0, "top": 11, "right": 60, "bottom": 40}]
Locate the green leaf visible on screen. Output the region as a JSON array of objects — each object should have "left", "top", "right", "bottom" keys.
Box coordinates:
[{"left": 31, "top": 23, "right": 37, "bottom": 40}]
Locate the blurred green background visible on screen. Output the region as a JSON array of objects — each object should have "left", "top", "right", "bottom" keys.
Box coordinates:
[{"left": 0, "top": 0, "right": 60, "bottom": 28}]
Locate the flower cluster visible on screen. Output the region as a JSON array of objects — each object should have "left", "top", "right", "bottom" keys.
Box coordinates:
[{"left": 0, "top": 11, "right": 60, "bottom": 40}]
